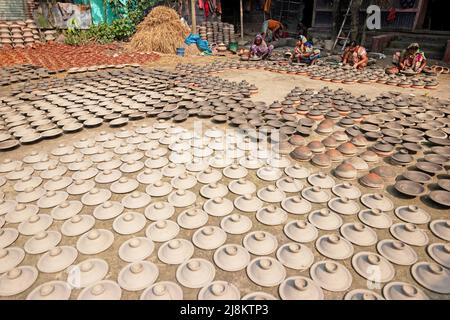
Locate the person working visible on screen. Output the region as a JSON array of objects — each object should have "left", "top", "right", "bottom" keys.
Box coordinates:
[
  {"left": 291, "top": 36, "right": 320, "bottom": 65},
  {"left": 342, "top": 41, "right": 369, "bottom": 69},
  {"left": 248, "top": 34, "right": 273, "bottom": 60},
  {"left": 388, "top": 42, "right": 427, "bottom": 74},
  {"left": 261, "top": 19, "right": 284, "bottom": 42}
]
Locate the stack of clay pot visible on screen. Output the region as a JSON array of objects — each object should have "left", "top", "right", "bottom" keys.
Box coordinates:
[
  {"left": 198, "top": 25, "right": 207, "bottom": 41},
  {"left": 44, "top": 30, "right": 57, "bottom": 42},
  {"left": 0, "top": 20, "right": 42, "bottom": 49},
  {"left": 199, "top": 21, "right": 235, "bottom": 45}
]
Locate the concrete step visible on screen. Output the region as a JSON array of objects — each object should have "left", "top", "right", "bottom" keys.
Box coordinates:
[
  {"left": 383, "top": 47, "right": 444, "bottom": 60},
  {"left": 389, "top": 40, "right": 445, "bottom": 52}
]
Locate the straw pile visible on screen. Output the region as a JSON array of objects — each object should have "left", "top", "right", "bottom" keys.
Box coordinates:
[{"left": 128, "top": 6, "right": 191, "bottom": 54}]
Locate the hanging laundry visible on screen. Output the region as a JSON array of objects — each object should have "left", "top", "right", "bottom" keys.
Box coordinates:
[
  {"left": 199, "top": 0, "right": 203, "bottom": 10},
  {"left": 204, "top": 0, "right": 209, "bottom": 18},
  {"left": 216, "top": 0, "right": 222, "bottom": 14},
  {"left": 263, "top": 0, "right": 272, "bottom": 14},
  {"left": 387, "top": 7, "right": 396, "bottom": 22}
]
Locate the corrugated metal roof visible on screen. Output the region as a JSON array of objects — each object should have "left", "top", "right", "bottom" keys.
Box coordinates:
[{"left": 0, "top": 0, "right": 27, "bottom": 21}]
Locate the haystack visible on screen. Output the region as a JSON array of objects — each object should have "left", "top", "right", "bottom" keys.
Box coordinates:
[{"left": 128, "top": 6, "right": 191, "bottom": 54}]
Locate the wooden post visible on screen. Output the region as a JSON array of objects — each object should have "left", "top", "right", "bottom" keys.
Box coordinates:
[
  {"left": 191, "top": 0, "right": 196, "bottom": 33},
  {"left": 240, "top": 0, "right": 244, "bottom": 39}
]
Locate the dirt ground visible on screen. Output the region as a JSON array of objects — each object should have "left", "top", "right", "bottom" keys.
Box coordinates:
[{"left": 1, "top": 58, "right": 449, "bottom": 300}]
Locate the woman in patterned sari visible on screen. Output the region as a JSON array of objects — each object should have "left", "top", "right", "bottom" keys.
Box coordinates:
[{"left": 388, "top": 42, "right": 427, "bottom": 74}]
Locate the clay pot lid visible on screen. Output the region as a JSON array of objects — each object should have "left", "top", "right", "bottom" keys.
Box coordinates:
[
  {"left": 437, "top": 179, "right": 450, "bottom": 192},
  {"left": 24, "top": 230, "right": 62, "bottom": 254},
  {"left": 5, "top": 203, "right": 38, "bottom": 223},
  {"left": 330, "top": 181, "right": 360, "bottom": 199},
  {"left": 267, "top": 154, "right": 291, "bottom": 168},
  {"left": 176, "top": 258, "right": 216, "bottom": 289},
  {"left": 17, "top": 214, "right": 53, "bottom": 235},
  {"left": 26, "top": 280, "right": 72, "bottom": 300},
  {"left": 243, "top": 231, "right": 278, "bottom": 255},
  {"left": 6, "top": 165, "right": 34, "bottom": 180},
  {"left": 198, "top": 281, "right": 240, "bottom": 300},
  {"left": 94, "top": 169, "right": 121, "bottom": 184},
  {"left": 145, "top": 220, "right": 180, "bottom": 242},
  {"left": 50, "top": 200, "right": 83, "bottom": 220},
  {"left": 23, "top": 152, "right": 46, "bottom": 164},
  {"left": 0, "top": 159, "right": 22, "bottom": 173},
  {"left": 81, "top": 188, "right": 111, "bottom": 206},
  {"left": 228, "top": 178, "right": 256, "bottom": 195},
  {"left": 382, "top": 281, "right": 429, "bottom": 300},
  {"left": 255, "top": 205, "right": 288, "bottom": 226},
  {"left": 220, "top": 213, "right": 252, "bottom": 234},
  {"left": 192, "top": 226, "right": 227, "bottom": 250},
  {"left": 308, "top": 207, "right": 343, "bottom": 230},
  {"left": 185, "top": 157, "right": 209, "bottom": 172},
  {"left": 359, "top": 172, "right": 384, "bottom": 189},
  {"left": 0, "top": 266, "right": 38, "bottom": 297},
  {"left": 72, "top": 166, "right": 98, "bottom": 180},
  {"left": 307, "top": 172, "right": 335, "bottom": 189},
  {"left": 328, "top": 197, "right": 360, "bottom": 215},
  {"left": 66, "top": 258, "right": 109, "bottom": 288},
  {"left": 0, "top": 227, "right": 19, "bottom": 248},
  {"left": 310, "top": 261, "right": 352, "bottom": 292},
  {"left": 341, "top": 221, "right": 379, "bottom": 245},
  {"left": 77, "top": 280, "right": 121, "bottom": 300},
  {"left": 429, "top": 190, "right": 450, "bottom": 207},
  {"left": 122, "top": 190, "right": 152, "bottom": 209},
  {"left": 256, "top": 185, "right": 286, "bottom": 203},
  {"left": 51, "top": 144, "right": 74, "bottom": 156},
  {"left": 390, "top": 223, "right": 429, "bottom": 246},
  {"left": 117, "top": 261, "right": 159, "bottom": 292},
  {"left": 315, "top": 234, "right": 354, "bottom": 260},
  {"left": 112, "top": 211, "right": 146, "bottom": 235},
  {"left": 213, "top": 244, "right": 250, "bottom": 272},
  {"left": 169, "top": 172, "right": 196, "bottom": 189},
  {"left": 156, "top": 238, "right": 194, "bottom": 264},
  {"left": 279, "top": 276, "right": 324, "bottom": 300},
  {"left": 76, "top": 229, "right": 114, "bottom": 255},
  {"left": 135, "top": 169, "right": 161, "bottom": 185},
  {"left": 361, "top": 193, "right": 394, "bottom": 211},
  {"left": 221, "top": 163, "right": 247, "bottom": 179},
  {"left": 203, "top": 196, "right": 234, "bottom": 217},
  {"left": 119, "top": 160, "right": 144, "bottom": 173},
  {"left": 238, "top": 155, "right": 264, "bottom": 169},
  {"left": 166, "top": 189, "right": 196, "bottom": 208},
  {"left": 0, "top": 247, "right": 25, "bottom": 274},
  {"left": 255, "top": 165, "right": 282, "bottom": 181},
  {"left": 429, "top": 219, "right": 450, "bottom": 241},
  {"left": 402, "top": 170, "right": 432, "bottom": 184},
  {"left": 42, "top": 175, "right": 72, "bottom": 191},
  {"left": 416, "top": 161, "right": 444, "bottom": 175},
  {"left": 411, "top": 262, "right": 450, "bottom": 294},
  {"left": 141, "top": 200, "right": 173, "bottom": 220},
  {"left": 61, "top": 214, "right": 95, "bottom": 236},
  {"left": 242, "top": 291, "right": 277, "bottom": 300},
  {"left": 344, "top": 289, "right": 384, "bottom": 300},
  {"left": 394, "top": 205, "right": 430, "bottom": 224},
  {"left": 246, "top": 257, "right": 286, "bottom": 287},
  {"left": 139, "top": 281, "right": 183, "bottom": 301},
  {"left": 234, "top": 194, "right": 263, "bottom": 212},
  {"left": 276, "top": 242, "right": 314, "bottom": 270},
  {"left": 88, "top": 200, "right": 122, "bottom": 220},
  {"left": 427, "top": 243, "right": 450, "bottom": 268},
  {"left": 376, "top": 239, "right": 418, "bottom": 266},
  {"left": 36, "top": 245, "right": 78, "bottom": 273},
  {"left": 424, "top": 153, "right": 448, "bottom": 165},
  {"left": 301, "top": 186, "right": 331, "bottom": 204},
  {"left": 196, "top": 167, "right": 222, "bottom": 184}
]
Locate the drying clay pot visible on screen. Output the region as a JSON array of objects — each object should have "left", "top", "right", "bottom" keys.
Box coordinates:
[
  {"left": 93, "top": 201, "right": 124, "bottom": 220},
  {"left": 358, "top": 208, "right": 392, "bottom": 229},
  {"left": 301, "top": 186, "right": 331, "bottom": 204},
  {"left": 213, "top": 244, "right": 250, "bottom": 272},
  {"left": 256, "top": 205, "right": 288, "bottom": 226},
  {"left": 113, "top": 212, "right": 146, "bottom": 235},
  {"left": 331, "top": 182, "right": 361, "bottom": 199},
  {"left": 411, "top": 262, "right": 450, "bottom": 294},
  {"left": 168, "top": 189, "right": 196, "bottom": 207},
  {"left": 328, "top": 197, "right": 359, "bottom": 215},
  {"left": 0, "top": 247, "right": 25, "bottom": 274},
  {"left": 140, "top": 281, "right": 183, "bottom": 300},
  {"left": 390, "top": 223, "right": 429, "bottom": 246},
  {"left": 24, "top": 231, "right": 62, "bottom": 254},
  {"left": 429, "top": 219, "right": 450, "bottom": 241},
  {"left": 394, "top": 205, "right": 430, "bottom": 224},
  {"left": 77, "top": 280, "right": 121, "bottom": 300},
  {"left": 283, "top": 220, "right": 318, "bottom": 243},
  {"left": 276, "top": 243, "right": 314, "bottom": 270},
  {"left": 279, "top": 276, "right": 324, "bottom": 300},
  {"left": 81, "top": 188, "right": 111, "bottom": 206},
  {"left": 352, "top": 252, "right": 395, "bottom": 283},
  {"left": 243, "top": 231, "right": 278, "bottom": 255},
  {"left": 0, "top": 266, "right": 38, "bottom": 297},
  {"left": 361, "top": 193, "right": 394, "bottom": 212},
  {"left": 192, "top": 226, "right": 227, "bottom": 250},
  {"left": 281, "top": 196, "right": 312, "bottom": 214},
  {"left": 377, "top": 239, "right": 418, "bottom": 266},
  {"left": 246, "top": 257, "right": 286, "bottom": 287},
  {"left": 67, "top": 258, "right": 109, "bottom": 288},
  {"left": 316, "top": 234, "right": 354, "bottom": 260},
  {"left": 27, "top": 281, "right": 72, "bottom": 300},
  {"left": 76, "top": 229, "right": 114, "bottom": 254},
  {"left": 119, "top": 237, "right": 155, "bottom": 263},
  {"left": 310, "top": 261, "right": 352, "bottom": 292},
  {"left": 176, "top": 258, "right": 216, "bottom": 289},
  {"left": 18, "top": 214, "right": 53, "bottom": 235},
  {"left": 427, "top": 243, "right": 450, "bottom": 268},
  {"left": 145, "top": 220, "right": 180, "bottom": 242},
  {"left": 37, "top": 246, "right": 78, "bottom": 273},
  {"left": 344, "top": 289, "right": 384, "bottom": 300},
  {"left": 382, "top": 281, "right": 429, "bottom": 300},
  {"left": 220, "top": 213, "right": 252, "bottom": 234},
  {"left": 308, "top": 209, "right": 343, "bottom": 231},
  {"left": 61, "top": 215, "right": 95, "bottom": 236},
  {"left": 0, "top": 228, "right": 19, "bottom": 249},
  {"left": 145, "top": 180, "right": 172, "bottom": 197},
  {"left": 228, "top": 178, "right": 256, "bottom": 195},
  {"left": 177, "top": 207, "right": 208, "bottom": 229},
  {"left": 203, "top": 197, "right": 234, "bottom": 216},
  {"left": 118, "top": 261, "right": 159, "bottom": 291}
]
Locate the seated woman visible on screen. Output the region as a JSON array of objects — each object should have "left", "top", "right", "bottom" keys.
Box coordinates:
[
  {"left": 342, "top": 41, "right": 369, "bottom": 69},
  {"left": 388, "top": 42, "right": 427, "bottom": 74},
  {"left": 249, "top": 34, "right": 273, "bottom": 60},
  {"left": 292, "top": 36, "right": 320, "bottom": 65}
]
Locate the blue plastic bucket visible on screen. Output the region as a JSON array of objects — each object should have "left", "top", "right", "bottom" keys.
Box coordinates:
[{"left": 176, "top": 47, "right": 185, "bottom": 57}]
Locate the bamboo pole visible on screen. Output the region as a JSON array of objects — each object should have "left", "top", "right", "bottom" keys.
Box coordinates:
[
  {"left": 191, "top": 0, "right": 196, "bottom": 33},
  {"left": 240, "top": 0, "right": 244, "bottom": 39}
]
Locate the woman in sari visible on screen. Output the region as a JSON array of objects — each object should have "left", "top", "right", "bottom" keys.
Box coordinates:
[
  {"left": 292, "top": 36, "right": 320, "bottom": 65},
  {"left": 342, "top": 41, "right": 369, "bottom": 69},
  {"left": 249, "top": 34, "right": 274, "bottom": 59},
  {"left": 388, "top": 42, "right": 427, "bottom": 74}
]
